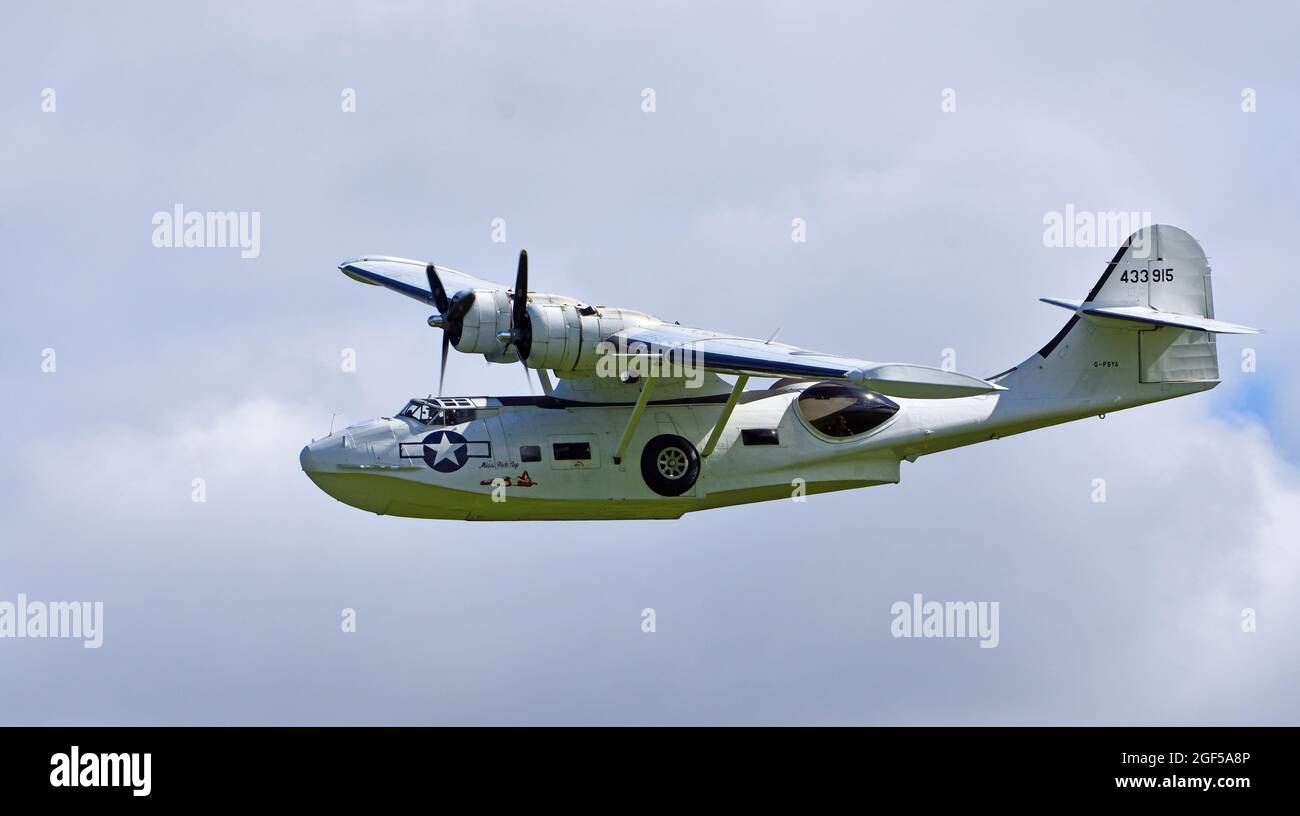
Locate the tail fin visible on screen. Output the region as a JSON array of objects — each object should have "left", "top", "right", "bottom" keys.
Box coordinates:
[{"left": 995, "top": 225, "right": 1258, "bottom": 406}]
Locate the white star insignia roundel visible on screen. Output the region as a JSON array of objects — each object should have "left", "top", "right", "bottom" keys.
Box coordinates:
[{"left": 419, "top": 430, "right": 469, "bottom": 473}]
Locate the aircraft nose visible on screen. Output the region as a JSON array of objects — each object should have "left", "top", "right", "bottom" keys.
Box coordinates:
[
  {"left": 300, "top": 441, "right": 332, "bottom": 473},
  {"left": 299, "top": 435, "right": 391, "bottom": 516},
  {"left": 301, "top": 434, "right": 348, "bottom": 475}
]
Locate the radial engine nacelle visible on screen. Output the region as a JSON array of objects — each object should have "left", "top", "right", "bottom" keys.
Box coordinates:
[{"left": 468, "top": 297, "right": 660, "bottom": 374}]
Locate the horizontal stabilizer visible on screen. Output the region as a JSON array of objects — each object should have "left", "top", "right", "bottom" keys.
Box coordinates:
[{"left": 1040, "top": 298, "right": 1260, "bottom": 334}]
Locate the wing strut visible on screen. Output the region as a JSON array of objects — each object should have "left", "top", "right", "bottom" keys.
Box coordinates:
[
  {"left": 537, "top": 368, "right": 555, "bottom": 396},
  {"left": 701, "top": 375, "right": 749, "bottom": 457},
  {"left": 612, "top": 377, "right": 658, "bottom": 465}
]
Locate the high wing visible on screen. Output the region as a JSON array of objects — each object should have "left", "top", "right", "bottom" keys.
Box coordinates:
[
  {"left": 340, "top": 256, "right": 502, "bottom": 306},
  {"left": 337, "top": 254, "right": 1004, "bottom": 399},
  {"left": 608, "top": 324, "right": 1003, "bottom": 398}
]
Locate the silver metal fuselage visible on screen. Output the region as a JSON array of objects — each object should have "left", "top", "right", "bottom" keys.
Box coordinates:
[{"left": 299, "top": 371, "right": 1211, "bottom": 520}]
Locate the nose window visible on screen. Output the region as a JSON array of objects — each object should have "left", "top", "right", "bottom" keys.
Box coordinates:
[{"left": 797, "top": 383, "right": 899, "bottom": 438}]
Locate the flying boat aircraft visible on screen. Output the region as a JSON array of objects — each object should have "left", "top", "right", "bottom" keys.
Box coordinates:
[{"left": 300, "top": 224, "right": 1258, "bottom": 520}]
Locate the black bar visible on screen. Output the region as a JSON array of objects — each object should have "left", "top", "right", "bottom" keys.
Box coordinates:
[{"left": 2, "top": 726, "right": 1284, "bottom": 803}]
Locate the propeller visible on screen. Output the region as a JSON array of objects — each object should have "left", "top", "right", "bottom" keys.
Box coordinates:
[
  {"left": 426, "top": 263, "right": 475, "bottom": 396},
  {"left": 498, "top": 250, "right": 534, "bottom": 391},
  {"left": 426, "top": 263, "right": 449, "bottom": 313},
  {"left": 428, "top": 251, "right": 534, "bottom": 397},
  {"left": 505, "top": 250, "right": 532, "bottom": 360}
]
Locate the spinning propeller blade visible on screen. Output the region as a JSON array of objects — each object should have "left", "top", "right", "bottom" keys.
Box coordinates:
[
  {"left": 426, "top": 264, "right": 449, "bottom": 313},
  {"left": 427, "top": 261, "right": 475, "bottom": 395},
  {"left": 439, "top": 333, "right": 450, "bottom": 396},
  {"left": 509, "top": 249, "right": 533, "bottom": 362}
]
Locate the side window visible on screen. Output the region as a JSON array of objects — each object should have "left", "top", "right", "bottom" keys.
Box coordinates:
[
  {"left": 797, "top": 384, "right": 899, "bottom": 438},
  {"left": 444, "top": 409, "right": 476, "bottom": 425},
  {"left": 741, "top": 428, "right": 780, "bottom": 446},
  {"left": 520, "top": 445, "right": 542, "bottom": 462},
  {"left": 552, "top": 442, "right": 591, "bottom": 461}
]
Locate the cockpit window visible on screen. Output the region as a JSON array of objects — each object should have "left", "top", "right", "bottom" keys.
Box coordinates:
[
  {"left": 797, "top": 384, "right": 899, "bottom": 438},
  {"left": 397, "top": 400, "right": 476, "bottom": 427},
  {"left": 398, "top": 400, "right": 440, "bottom": 425}
]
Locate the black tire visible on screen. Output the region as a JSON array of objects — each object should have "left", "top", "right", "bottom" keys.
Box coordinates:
[{"left": 640, "top": 434, "right": 700, "bottom": 497}]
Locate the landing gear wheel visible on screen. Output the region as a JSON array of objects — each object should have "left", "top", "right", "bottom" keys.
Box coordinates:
[{"left": 640, "top": 434, "right": 700, "bottom": 497}]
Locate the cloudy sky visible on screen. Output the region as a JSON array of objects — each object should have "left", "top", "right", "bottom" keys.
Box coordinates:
[{"left": 1, "top": 0, "right": 1296, "bottom": 724}]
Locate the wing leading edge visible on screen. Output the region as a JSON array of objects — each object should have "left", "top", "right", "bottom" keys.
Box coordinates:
[{"left": 339, "top": 256, "right": 503, "bottom": 306}]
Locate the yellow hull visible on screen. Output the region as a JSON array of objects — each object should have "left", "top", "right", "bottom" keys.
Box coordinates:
[{"left": 305, "top": 471, "right": 887, "bottom": 521}]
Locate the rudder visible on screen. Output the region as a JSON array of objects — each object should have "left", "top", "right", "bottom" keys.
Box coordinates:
[{"left": 997, "top": 225, "right": 1256, "bottom": 404}]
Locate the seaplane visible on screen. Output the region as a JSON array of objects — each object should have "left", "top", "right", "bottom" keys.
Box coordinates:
[{"left": 300, "top": 225, "right": 1258, "bottom": 520}]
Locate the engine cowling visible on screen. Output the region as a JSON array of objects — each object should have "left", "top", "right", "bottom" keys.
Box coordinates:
[
  {"left": 453, "top": 289, "right": 514, "bottom": 356},
  {"left": 454, "top": 290, "right": 660, "bottom": 374},
  {"left": 524, "top": 304, "right": 660, "bottom": 375}
]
